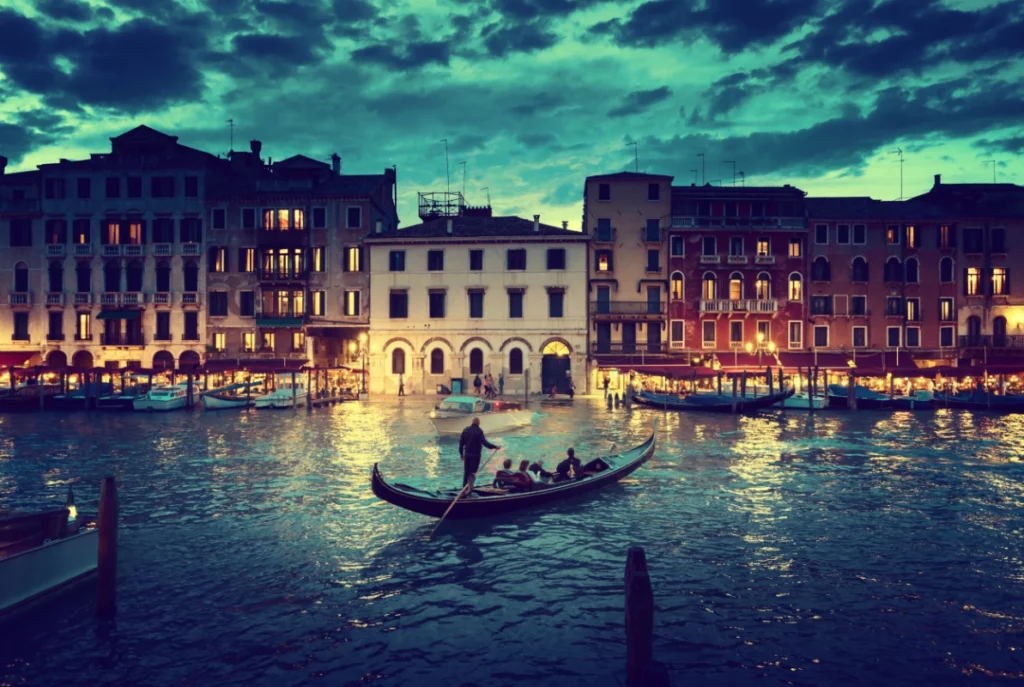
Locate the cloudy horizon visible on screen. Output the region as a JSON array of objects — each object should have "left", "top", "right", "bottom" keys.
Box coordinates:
[{"left": 1, "top": 0, "right": 1021, "bottom": 227}]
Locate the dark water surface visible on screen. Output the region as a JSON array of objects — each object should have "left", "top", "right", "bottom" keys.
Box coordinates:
[{"left": 1, "top": 401, "right": 1022, "bottom": 686}]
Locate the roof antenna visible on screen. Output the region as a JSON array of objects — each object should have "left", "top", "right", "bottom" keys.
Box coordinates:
[
  {"left": 482, "top": 186, "right": 491, "bottom": 206},
  {"left": 441, "top": 139, "right": 450, "bottom": 209},
  {"left": 227, "top": 118, "right": 234, "bottom": 154},
  {"left": 627, "top": 141, "right": 638, "bottom": 172},
  {"left": 690, "top": 169, "right": 697, "bottom": 185},
  {"left": 983, "top": 159, "right": 996, "bottom": 183},
  {"left": 724, "top": 160, "right": 736, "bottom": 186},
  {"left": 739, "top": 171, "right": 745, "bottom": 187},
  {"left": 460, "top": 161, "right": 467, "bottom": 198},
  {"left": 697, "top": 153, "right": 705, "bottom": 185},
  {"left": 892, "top": 147, "right": 904, "bottom": 201}
]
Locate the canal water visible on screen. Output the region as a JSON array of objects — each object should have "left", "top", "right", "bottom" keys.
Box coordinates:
[{"left": 1, "top": 400, "right": 1022, "bottom": 686}]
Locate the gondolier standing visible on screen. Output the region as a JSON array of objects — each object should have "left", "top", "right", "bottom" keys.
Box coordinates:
[{"left": 459, "top": 417, "right": 501, "bottom": 488}]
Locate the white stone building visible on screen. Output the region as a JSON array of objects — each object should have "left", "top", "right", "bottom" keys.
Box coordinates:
[{"left": 365, "top": 212, "right": 589, "bottom": 396}]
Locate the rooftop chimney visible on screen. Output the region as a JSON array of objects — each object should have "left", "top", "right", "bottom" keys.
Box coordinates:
[
  {"left": 250, "top": 139, "right": 262, "bottom": 157},
  {"left": 331, "top": 153, "right": 341, "bottom": 176},
  {"left": 562, "top": 221, "right": 568, "bottom": 230},
  {"left": 934, "top": 173, "right": 941, "bottom": 187},
  {"left": 447, "top": 218, "right": 453, "bottom": 234},
  {"left": 534, "top": 214, "right": 540, "bottom": 233}
]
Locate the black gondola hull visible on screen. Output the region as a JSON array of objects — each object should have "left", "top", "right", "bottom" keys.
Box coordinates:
[{"left": 632, "top": 388, "right": 793, "bottom": 413}]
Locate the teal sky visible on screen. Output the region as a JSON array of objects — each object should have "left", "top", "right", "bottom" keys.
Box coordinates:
[{"left": 1, "top": 0, "right": 1021, "bottom": 227}]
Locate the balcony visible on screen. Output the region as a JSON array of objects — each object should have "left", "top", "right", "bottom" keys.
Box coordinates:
[
  {"left": 255, "top": 314, "right": 307, "bottom": 327},
  {"left": 0, "top": 199, "right": 40, "bottom": 212},
  {"left": 46, "top": 292, "right": 64, "bottom": 307},
  {"left": 181, "top": 292, "right": 200, "bottom": 306},
  {"left": 8, "top": 292, "right": 30, "bottom": 306},
  {"left": 124, "top": 244, "right": 145, "bottom": 257},
  {"left": 755, "top": 255, "right": 776, "bottom": 265},
  {"left": 101, "top": 333, "right": 146, "bottom": 347},
  {"left": 153, "top": 243, "right": 172, "bottom": 256},
  {"left": 260, "top": 269, "right": 309, "bottom": 281},
  {"left": 727, "top": 255, "right": 748, "bottom": 265},
  {"left": 121, "top": 292, "right": 144, "bottom": 306},
  {"left": 699, "top": 298, "right": 779, "bottom": 313},
  {"left": 593, "top": 228, "right": 616, "bottom": 244},
  {"left": 670, "top": 215, "right": 805, "bottom": 229},
  {"left": 590, "top": 342, "right": 666, "bottom": 355},
  {"left": 153, "top": 292, "right": 172, "bottom": 306},
  {"left": 100, "top": 293, "right": 120, "bottom": 306},
  {"left": 181, "top": 243, "right": 201, "bottom": 256},
  {"left": 74, "top": 292, "right": 92, "bottom": 306},
  {"left": 182, "top": 333, "right": 200, "bottom": 342},
  {"left": 102, "top": 244, "right": 122, "bottom": 257},
  {"left": 960, "top": 335, "right": 1024, "bottom": 349},
  {"left": 590, "top": 300, "right": 665, "bottom": 315},
  {"left": 47, "top": 333, "right": 65, "bottom": 342},
  {"left": 46, "top": 244, "right": 66, "bottom": 258},
  {"left": 73, "top": 243, "right": 94, "bottom": 257},
  {"left": 699, "top": 254, "right": 721, "bottom": 264}
]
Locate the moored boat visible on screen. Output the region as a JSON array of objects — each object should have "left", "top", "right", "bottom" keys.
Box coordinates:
[
  {"left": 202, "top": 382, "right": 263, "bottom": 410},
  {"left": 743, "top": 385, "right": 828, "bottom": 409},
  {"left": 633, "top": 388, "right": 793, "bottom": 413},
  {"left": 95, "top": 384, "right": 150, "bottom": 410},
  {"left": 932, "top": 390, "right": 1024, "bottom": 412},
  {"left": 254, "top": 378, "right": 307, "bottom": 409},
  {"left": 427, "top": 395, "right": 535, "bottom": 436},
  {"left": 371, "top": 428, "right": 657, "bottom": 519},
  {"left": 827, "top": 384, "right": 891, "bottom": 410},
  {"left": 132, "top": 382, "right": 191, "bottom": 411}
]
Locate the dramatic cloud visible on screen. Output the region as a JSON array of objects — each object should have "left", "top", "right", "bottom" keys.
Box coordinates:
[{"left": 608, "top": 87, "right": 673, "bottom": 118}]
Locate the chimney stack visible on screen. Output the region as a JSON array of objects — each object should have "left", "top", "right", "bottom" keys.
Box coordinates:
[
  {"left": 447, "top": 218, "right": 453, "bottom": 234},
  {"left": 533, "top": 215, "right": 540, "bottom": 233},
  {"left": 934, "top": 173, "right": 941, "bottom": 187},
  {"left": 250, "top": 140, "right": 262, "bottom": 157},
  {"left": 331, "top": 153, "right": 341, "bottom": 176},
  {"left": 562, "top": 221, "right": 568, "bottom": 230}
]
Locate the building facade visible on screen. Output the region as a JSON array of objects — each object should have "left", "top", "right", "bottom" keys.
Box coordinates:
[{"left": 366, "top": 208, "right": 589, "bottom": 396}]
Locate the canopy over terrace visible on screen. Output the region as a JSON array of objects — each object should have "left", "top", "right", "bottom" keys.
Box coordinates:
[
  {"left": 0, "top": 351, "right": 37, "bottom": 368},
  {"left": 202, "top": 358, "right": 310, "bottom": 374}
]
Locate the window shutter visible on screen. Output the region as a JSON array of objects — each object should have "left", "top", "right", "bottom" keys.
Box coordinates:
[
  {"left": 358, "top": 247, "right": 365, "bottom": 272},
  {"left": 950, "top": 226, "right": 957, "bottom": 247},
  {"left": 1006, "top": 268, "right": 1011, "bottom": 294},
  {"left": 963, "top": 268, "right": 968, "bottom": 295}
]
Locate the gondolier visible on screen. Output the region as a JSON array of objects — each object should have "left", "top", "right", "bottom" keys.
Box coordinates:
[{"left": 459, "top": 417, "right": 501, "bottom": 487}]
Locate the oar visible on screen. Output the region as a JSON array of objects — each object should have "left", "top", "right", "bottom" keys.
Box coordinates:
[{"left": 430, "top": 448, "right": 500, "bottom": 538}]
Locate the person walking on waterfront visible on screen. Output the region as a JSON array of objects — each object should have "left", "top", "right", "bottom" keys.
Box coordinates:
[
  {"left": 474, "top": 374, "right": 482, "bottom": 396},
  {"left": 603, "top": 377, "right": 610, "bottom": 397},
  {"left": 459, "top": 417, "right": 501, "bottom": 488},
  {"left": 398, "top": 375, "right": 405, "bottom": 397},
  {"left": 498, "top": 373, "right": 504, "bottom": 396}
]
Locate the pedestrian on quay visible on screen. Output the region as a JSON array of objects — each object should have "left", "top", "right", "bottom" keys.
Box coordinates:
[
  {"left": 498, "top": 373, "right": 504, "bottom": 396},
  {"left": 474, "top": 374, "right": 482, "bottom": 396},
  {"left": 398, "top": 374, "right": 405, "bottom": 397},
  {"left": 459, "top": 417, "right": 501, "bottom": 488},
  {"left": 603, "top": 377, "right": 610, "bottom": 397}
]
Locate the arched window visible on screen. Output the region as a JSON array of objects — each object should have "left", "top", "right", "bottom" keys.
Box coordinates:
[
  {"left": 729, "top": 272, "right": 743, "bottom": 301},
  {"left": 76, "top": 261, "right": 91, "bottom": 293},
  {"left": 103, "top": 260, "right": 121, "bottom": 292},
  {"left": 967, "top": 315, "right": 982, "bottom": 345},
  {"left": 391, "top": 348, "right": 406, "bottom": 375},
  {"left": 156, "top": 260, "right": 171, "bottom": 292},
  {"left": 126, "top": 259, "right": 144, "bottom": 292},
  {"left": 509, "top": 348, "right": 523, "bottom": 375},
  {"left": 48, "top": 261, "right": 63, "bottom": 293},
  {"left": 812, "top": 256, "right": 831, "bottom": 282},
  {"left": 788, "top": 273, "right": 803, "bottom": 301},
  {"left": 702, "top": 272, "right": 717, "bottom": 300},
  {"left": 884, "top": 257, "right": 903, "bottom": 283},
  {"left": 469, "top": 348, "right": 484, "bottom": 374},
  {"left": 852, "top": 256, "right": 869, "bottom": 282},
  {"left": 940, "top": 257, "right": 954, "bottom": 283},
  {"left": 993, "top": 316, "right": 1007, "bottom": 347},
  {"left": 183, "top": 260, "right": 199, "bottom": 292},
  {"left": 13, "top": 262, "right": 28, "bottom": 292},
  {"left": 670, "top": 271, "right": 683, "bottom": 301},
  {"left": 430, "top": 348, "right": 444, "bottom": 375},
  {"left": 755, "top": 272, "right": 771, "bottom": 300},
  {"left": 905, "top": 257, "right": 919, "bottom": 283}
]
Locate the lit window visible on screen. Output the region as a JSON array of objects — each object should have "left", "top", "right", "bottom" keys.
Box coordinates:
[
  {"left": 702, "top": 273, "right": 716, "bottom": 300},
  {"left": 344, "top": 290, "right": 361, "bottom": 316},
  {"left": 277, "top": 209, "right": 290, "bottom": 230},
  {"left": 293, "top": 209, "right": 305, "bottom": 229},
  {"left": 213, "top": 332, "right": 225, "bottom": 351},
  {"left": 788, "top": 273, "right": 802, "bottom": 301},
  {"left": 292, "top": 290, "right": 305, "bottom": 315},
  {"left": 886, "top": 225, "right": 900, "bottom": 244},
  {"left": 729, "top": 272, "right": 742, "bottom": 300},
  {"left": 261, "top": 331, "right": 275, "bottom": 350},
  {"left": 263, "top": 209, "right": 275, "bottom": 229},
  {"left": 242, "top": 248, "right": 255, "bottom": 273},
  {"left": 276, "top": 291, "right": 290, "bottom": 315},
  {"left": 312, "top": 247, "right": 325, "bottom": 272},
  {"left": 313, "top": 291, "right": 326, "bottom": 316},
  {"left": 128, "top": 221, "right": 143, "bottom": 245},
  {"left": 967, "top": 267, "right": 981, "bottom": 295},
  {"left": 243, "top": 332, "right": 256, "bottom": 352},
  {"left": 939, "top": 298, "right": 954, "bottom": 321},
  {"left": 788, "top": 321, "right": 802, "bottom": 347},
  {"left": 992, "top": 267, "right": 1007, "bottom": 295},
  {"left": 345, "top": 247, "right": 362, "bottom": 272},
  {"left": 596, "top": 251, "right": 611, "bottom": 272},
  {"left": 788, "top": 238, "right": 802, "bottom": 258},
  {"left": 756, "top": 273, "right": 771, "bottom": 299},
  {"left": 756, "top": 238, "right": 770, "bottom": 256},
  {"left": 292, "top": 331, "right": 305, "bottom": 351},
  {"left": 670, "top": 272, "right": 683, "bottom": 300},
  {"left": 105, "top": 221, "right": 120, "bottom": 244},
  {"left": 905, "top": 225, "right": 917, "bottom": 248}
]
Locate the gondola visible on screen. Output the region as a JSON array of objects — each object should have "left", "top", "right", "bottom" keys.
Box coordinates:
[
  {"left": 631, "top": 388, "right": 793, "bottom": 413},
  {"left": 826, "top": 384, "right": 892, "bottom": 410},
  {"left": 932, "top": 390, "right": 1024, "bottom": 413},
  {"left": 370, "top": 428, "right": 657, "bottom": 519}
]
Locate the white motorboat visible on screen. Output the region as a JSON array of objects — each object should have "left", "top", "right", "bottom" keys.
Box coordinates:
[
  {"left": 779, "top": 391, "right": 830, "bottom": 409},
  {"left": 427, "top": 395, "right": 535, "bottom": 436},
  {"left": 132, "top": 382, "right": 190, "bottom": 411},
  {"left": 0, "top": 505, "right": 97, "bottom": 616},
  {"left": 254, "top": 378, "right": 307, "bottom": 409},
  {"left": 201, "top": 382, "right": 263, "bottom": 410}
]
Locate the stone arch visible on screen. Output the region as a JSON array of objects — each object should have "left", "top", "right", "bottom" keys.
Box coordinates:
[
  {"left": 459, "top": 336, "right": 493, "bottom": 352},
  {"left": 71, "top": 350, "right": 94, "bottom": 370},
  {"left": 152, "top": 350, "right": 175, "bottom": 370},
  {"left": 420, "top": 336, "right": 454, "bottom": 354},
  {"left": 179, "top": 350, "right": 201, "bottom": 370},
  {"left": 540, "top": 337, "right": 574, "bottom": 356},
  {"left": 46, "top": 350, "right": 68, "bottom": 369},
  {"left": 499, "top": 336, "right": 534, "bottom": 353},
  {"left": 381, "top": 336, "right": 415, "bottom": 353}
]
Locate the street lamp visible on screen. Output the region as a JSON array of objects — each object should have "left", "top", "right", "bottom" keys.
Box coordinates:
[
  {"left": 745, "top": 332, "right": 776, "bottom": 366},
  {"left": 358, "top": 332, "right": 368, "bottom": 394}
]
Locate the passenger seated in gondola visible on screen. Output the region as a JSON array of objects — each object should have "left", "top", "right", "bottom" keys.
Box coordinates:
[
  {"left": 582, "top": 457, "right": 611, "bottom": 473},
  {"left": 494, "top": 458, "right": 515, "bottom": 485},
  {"left": 555, "top": 448, "right": 583, "bottom": 482},
  {"left": 529, "top": 461, "right": 555, "bottom": 482}
]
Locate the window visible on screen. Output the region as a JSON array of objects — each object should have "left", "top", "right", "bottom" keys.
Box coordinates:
[
  {"left": 242, "top": 331, "right": 256, "bottom": 352},
  {"left": 964, "top": 228, "right": 983, "bottom": 253},
  {"left": 184, "top": 176, "right": 198, "bottom": 198},
  {"left": 389, "top": 291, "right": 408, "bottom": 318},
  {"left": 938, "top": 257, "right": 953, "bottom": 283},
  {"left": 213, "top": 332, "right": 226, "bottom": 352},
  {"left": 77, "top": 178, "right": 90, "bottom": 199},
  {"left": 386, "top": 348, "right": 405, "bottom": 375},
  {"left": 430, "top": 349, "right": 444, "bottom": 374},
  {"left": 105, "top": 177, "right": 120, "bottom": 199},
  {"left": 468, "top": 349, "right": 484, "bottom": 374},
  {"left": 670, "top": 321, "right": 684, "bottom": 347},
  {"left": 469, "top": 291, "right": 484, "bottom": 318},
  {"left": 547, "top": 248, "right": 566, "bottom": 270},
  {"left": 596, "top": 218, "right": 612, "bottom": 242},
  {"left": 429, "top": 291, "right": 446, "bottom": 318},
  {"left": 47, "top": 311, "right": 63, "bottom": 340},
  {"left": 756, "top": 237, "right": 770, "bottom": 257},
  {"left": 755, "top": 272, "right": 771, "bottom": 299},
  {"left": 966, "top": 267, "right": 981, "bottom": 295},
  {"left": 509, "top": 348, "right": 524, "bottom": 374},
  {"left": 509, "top": 291, "right": 524, "bottom": 318},
  {"left": 548, "top": 290, "right": 564, "bottom": 318},
  {"left": 905, "top": 225, "right": 919, "bottom": 248},
  {"left": 788, "top": 238, "right": 802, "bottom": 258},
  {"left": 10, "top": 219, "right": 32, "bottom": 246},
  {"left": 344, "top": 290, "right": 361, "bottom": 316},
  {"left": 645, "top": 219, "right": 660, "bottom": 242},
  {"left": 886, "top": 297, "right": 902, "bottom": 316},
  {"left": 853, "top": 326, "right": 867, "bottom": 348},
  {"left": 45, "top": 219, "right": 66, "bottom": 245},
  {"left": 837, "top": 224, "right": 850, "bottom": 244},
  {"left": 427, "top": 250, "right": 444, "bottom": 271},
  {"left": 813, "top": 325, "right": 829, "bottom": 348},
  {"left": 789, "top": 321, "right": 802, "bottom": 348},
  {"left": 309, "top": 290, "right": 324, "bottom": 316},
  {"left": 905, "top": 257, "right": 919, "bottom": 283},
  {"left": 598, "top": 183, "right": 610, "bottom": 201},
  {"left": 886, "top": 326, "right": 901, "bottom": 347},
  {"left": 884, "top": 258, "right": 903, "bottom": 283},
  {"left": 507, "top": 249, "right": 527, "bottom": 270},
  {"left": 151, "top": 176, "right": 175, "bottom": 198},
  {"left": 73, "top": 219, "right": 91, "bottom": 245},
  {"left": 312, "top": 208, "right": 326, "bottom": 228},
  {"left": 293, "top": 209, "right": 305, "bottom": 230},
  {"left": 154, "top": 312, "right": 171, "bottom": 341},
  {"left": 346, "top": 206, "right": 362, "bottom": 229},
  {"left": 595, "top": 250, "right": 612, "bottom": 272},
  {"left": 812, "top": 257, "right": 830, "bottom": 282},
  {"left": 702, "top": 320, "right": 715, "bottom": 346},
  {"left": 939, "top": 225, "right": 955, "bottom": 248},
  {"left": 670, "top": 235, "right": 684, "bottom": 256},
  {"left": 469, "top": 249, "right": 484, "bottom": 271},
  {"left": 702, "top": 236, "right": 716, "bottom": 256},
  {"left": 810, "top": 296, "right": 832, "bottom": 315},
  {"left": 212, "top": 209, "right": 226, "bottom": 229},
  {"left": 726, "top": 236, "right": 741, "bottom": 257},
  {"left": 886, "top": 225, "right": 900, "bottom": 245},
  {"left": 646, "top": 250, "right": 660, "bottom": 272},
  {"left": 183, "top": 311, "right": 199, "bottom": 341},
  {"left": 939, "top": 298, "right": 954, "bottom": 321},
  {"left": 730, "top": 321, "right": 743, "bottom": 346},
  {"left": 647, "top": 183, "right": 660, "bottom": 201},
  {"left": 126, "top": 177, "right": 142, "bottom": 198},
  {"left": 261, "top": 332, "right": 275, "bottom": 351},
  {"left": 241, "top": 291, "right": 255, "bottom": 317},
  {"left": 906, "top": 298, "right": 920, "bottom": 321},
  {"left": 76, "top": 312, "right": 92, "bottom": 341},
  {"left": 905, "top": 327, "right": 920, "bottom": 347},
  {"left": 992, "top": 267, "right": 1009, "bottom": 295},
  {"left": 940, "top": 326, "right": 955, "bottom": 348},
  {"left": 702, "top": 272, "right": 717, "bottom": 300},
  {"left": 209, "top": 247, "right": 227, "bottom": 273},
  {"left": 179, "top": 218, "right": 202, "bottom": 243},
  {"left": 241, "top": 208, "right": 256, "bottom": 229},
  {"left": 183, "top": 260, "right": 199, "bottom": 291},
  {"left": 729, "top": 272, "right": 743, "bottom": 300},
  {"left": 851, "top": 295, "right": 867, "bottom": 315},
  {"left": 815, "top": 224, "right": 828, "bottom": 244},
  {"left": 853, "top": 224, "right": 866, "bottom": 245},
  {"left": 209, "top": 291, "right": 228, "bottom": 317},
  {"left": 852, "top": 257, "right": 869, "bottom": 282},
  {"left": 671, "top": 272, "right": 683, "bottom": 300},
  {"left": 344, "top": 247, "right": 363, "bottom": 272},
  {"left": 788, "top": 273, "right": 802, "bottom": 301}
]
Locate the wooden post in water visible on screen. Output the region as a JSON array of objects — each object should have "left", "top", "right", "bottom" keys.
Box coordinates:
[
  {"left": 306, "top": 369, "right": 313, "bottom": 411},
  {"left": 807, "top": 368, "right": 815, "bottom": 414},
  {"left": 291, "top": 371, "right": 297, "bottom": 409},
  {"left": 625, "top": 547, "right": 653, "bottom": 687},
  {"left": 888, "top": 373, "right": 895, "bottom": 398},
  {"left": 986, "top": 370, "right": 991, "bottom": 408},
  {"left": 741, "top": 370, "right": 748, "bottom": 403},
  {"left": 767, "top": 366, "right": 774, "bottom": 396},
  {"left": 848, "top": 370, "right": 857, "bottom": 410},
  {"left": 716, "top": 371, "right": 722, "bottom": 396},
  {"left": 524, "top": 368, "right": 530, "bottom": 405},
  {"left": 731, "top": 376, "right": 738, "bottom": 414},
  {"left": 246, "top": 369, "right": 252, "bottom": 406},
  {"left": 186, "top": 372, "right": 194, "bottom": 408},
  {"left": 97, "top": 476, "right": 118, "bottom": 619}
]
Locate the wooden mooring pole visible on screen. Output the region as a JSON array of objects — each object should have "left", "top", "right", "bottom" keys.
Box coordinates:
[
  {"left": 97, "top": 476, "right": 118, "bottom": 618},
  {"left": 625, "top": 547, "right": 670, "bottom": 686}
]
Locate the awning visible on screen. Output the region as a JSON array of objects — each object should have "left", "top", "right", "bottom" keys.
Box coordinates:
[
  {"left": 606, "top": 364, "right": 720, "bottom": 379},
  {"left": 97, "top": 310, "right": 141, "bottom": 320},
  {"left": 716, "top": 352, "right": 778, "bottom": 370},
  {"left": 256, "top": 317, "right": 304, "bottom": 328},
  {"left": 777, "top": 352, "right": 853, "bottom": 369},
  {"left": 0, "top": 352, "right": 35, "bottom": 367}
]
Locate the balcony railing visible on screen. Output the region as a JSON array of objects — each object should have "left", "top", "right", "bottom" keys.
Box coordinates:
[
  {"left": 153, "top": 243, "right": 172, "bottom": 256},
  {"left": 593, "top": 228, "right": 616, "bottom": 243},
  {"left": 153, "top": 292, "right": 172, "bottom": 306},
  {"left": 755, "top": 255, "right": 776, "bottom": 265},
  {"left": 46, "top": 244, "right": 66, "bottom": 257},
  {"left": 960, "top": 335, "right": 1024, "bottom": 349},
  {"left": 181, "top": 292, "right": 199, "bottom": 306},
  {"left": 699, "top": 298, "right": 778, "bottom": 313},
  {"left": 0, "top": 199, "right": 40, "bottom": 212},
  {"left": 590, "top": 300, "right": 665, "bottom": 315},
  {"left": 8, "top": 293, "right": 30, "bottom": 306},
  {"left": 699, "top": 254, "right": 721, "bottom": 264},
  {"left": 670, "top": 216, "right": 805, "bottom": 229},
  {"left": 46, "top": 292, "right": 64, "bottom": 306},
  {"left": 47, "top": 333, "right": 64, "bottom": 341},
  {"left": 101, "top": 333, "right": 146, "bottom": 347},
  {"left": 100, "top": 293, "right": 120, "bottom": 306},
  {"left": 727, "top": 255, "right": 748, "bottom": 264},
  {"left": 260, "top": 269, "right": 309, "bottom": 281},
  {"left": 590, "top": 342, "right": 666, "bottom": 355},
  {"left": 74, "top": 292, "right": 92, "bottom": 306},
  {"left": 73, "top": 243, "right": 94, "bottom": 256},
  {"left": 124, "top": 244, "right": 144, "bottom": 257},
  {"left": 121, "top": 292, "right": 143, "bottom": 306},
  {"left": 102, "top": 244, "right": 122, "bottom": 257},
  {"left": 182, "top": 332, "right": 200, "bottom": 342},
  {"left": 181, "top": 243, "right": 201, "bottom": 256}
]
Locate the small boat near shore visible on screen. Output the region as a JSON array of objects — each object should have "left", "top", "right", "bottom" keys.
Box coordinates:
[
  {"left": 371, "top": 428, "right": 657, "bottom": 519},
  {"left": 933, "top": 390, "right": 1024, "bottom": 412},
  {"left": 827, "top": 384, "right": 891, "bottom": 410},
  {"left": 133, "top": 382, "right": 190, "bottom": 411},
  {"left": 202, "top": 381, "right": 263, "bottom": 410},
  {"left": 633, "top": 388, "right": 793, "bottom": 413},
  {"left": 254, "top": 378, "right": 307, "bottom": 409},
  {"left": 427, "top": 395, "right": 535, "bottom": 436}
]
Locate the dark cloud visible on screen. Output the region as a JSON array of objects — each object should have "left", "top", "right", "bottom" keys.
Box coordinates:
[
  {"left": 255, "top": 0, "right": 331, "bottom": 31},
  {"left": 481, "top": 22, "right": 558, "bottom": 56},
  {"left": 492, "top": 0, "right": 604, "bottom": 21},
  {"left": 350, "top": 42, "right": 450, "bottom": 69},
  {"left": 541, "top": 179, "right": 579, "bottom": 206},
  {"left": 608, "top": 86, "right": 672, "bottom": 118},
  {"left": 702, "top": 72, "right": 766, "bottom": 120},
  {"left": 36, "top": 0, "right": 93, "bottom": 22},
  {"left": 331, "top": 0, "right": 378, "bottom": 21},
  {"left": 0, "top": 123, "right": 46, "bottom": 163},
  {"left": 232, "top": 32, "right": 327, "bottom": 67},
  {"left": 976, "top": 136, "right": 1024, "bottom": 155}
]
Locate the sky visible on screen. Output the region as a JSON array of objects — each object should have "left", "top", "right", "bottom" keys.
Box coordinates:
[{"left": 0, "top": 0, "right": 1022, "bottom": 228}]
